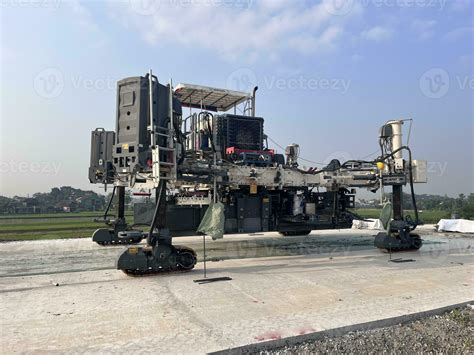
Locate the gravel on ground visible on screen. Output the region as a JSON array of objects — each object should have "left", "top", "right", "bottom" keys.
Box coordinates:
[{"left": 261, "top": 306, "right": 473, "bottom": 354}]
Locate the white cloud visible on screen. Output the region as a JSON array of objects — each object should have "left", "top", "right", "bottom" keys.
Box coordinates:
[
  {"left": 258, "top": 0, "right": 289, "bottom": 12},
  {"left": 70, "top": 0, "right": 100, "bottom": 32},
  {"left": 109, "top": 0, "right": 363, "bottom": 61},
  {"left": 1, "top": 46, "right": 20, "bottom": 65},
  {"left": 411, "top": 19, "right": 437, "bottom": 41},
  {"left": 360, "top": 26, "right": 394, "bottom": 42},
  {"left": 67, "top": 0, "right": 108, "bottom": 49},
  {"left": 443, "top": 27, "right": 474, "bottom": 42},
  {"left": 451, "top": 0, "right": 471, "bottom": 11},
  {"left": 288, "top": 26, "right": 344, "bottom": 54}
]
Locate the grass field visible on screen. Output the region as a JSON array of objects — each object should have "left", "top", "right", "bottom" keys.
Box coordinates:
[
  {"left": 352, "top": 208, "right": 450, "bottom": 224},
  {"left": 0, "top": 212, "right": 134, "bottom": 241},
  {"left": 0, "top": 209, "right": 449, "bottom": 242}
]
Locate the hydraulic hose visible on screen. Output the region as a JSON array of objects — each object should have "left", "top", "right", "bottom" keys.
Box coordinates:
[
  {"left": 406, "top": 147, "right": 419, "bottom": 229},
  {"left": 149, "top": 181, "right": 165, "bottom": 240},
  {"left": 377, "top": 146, "right": 419, "bottom": 228},
  {"left": 103, "top": 186, "right": 116, "bottom": 220},
  {"left": 198, "top": 112, "right": 216, "bottom": 153}
]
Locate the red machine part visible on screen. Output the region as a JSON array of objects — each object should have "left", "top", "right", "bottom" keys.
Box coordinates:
[{"left": 225, "top": 147, "right": 275, "bottom": 156}]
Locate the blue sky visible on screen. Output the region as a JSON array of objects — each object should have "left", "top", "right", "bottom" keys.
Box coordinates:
[{"left": 0, "top": 0, "right": 472, "bottom": 197}]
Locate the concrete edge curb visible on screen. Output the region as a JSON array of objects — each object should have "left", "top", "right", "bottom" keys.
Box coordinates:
[{"left": 210, "top": 300, "right": 473, "bottom": 355}]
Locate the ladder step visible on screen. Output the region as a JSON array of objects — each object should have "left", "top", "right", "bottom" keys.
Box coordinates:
[
  {"left": 156, "top": 132, "right": 172, "bottom": 138},
  {"left": 159, "top": 162, "right": 175, "bottom": 166},
  {"left": 159, "top": 147, "right": 175, "bottom": 152}
]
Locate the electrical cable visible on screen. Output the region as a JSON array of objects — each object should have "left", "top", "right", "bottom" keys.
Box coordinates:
[
  {"left": 268, "top": 134, "right": 381, "bottom": 168},
  {"left": 406, "top": 147, "right": 419, "bottom": 229},
  {"left": 149, "top": 181, "right": 165, "bottom": 239},
  {"left": 102, "top": 186, "right": 116, "bottom": 220},
  {"left": 266, "top": 135, "right": 326, "bottom": 166},
  {"left": 358, "top": 149, "right": 380, "bottom": 160}
]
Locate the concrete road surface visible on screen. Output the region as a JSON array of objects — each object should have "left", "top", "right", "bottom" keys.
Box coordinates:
[{"left": 0, "top": 228, "right": 472, "bottom": 353}]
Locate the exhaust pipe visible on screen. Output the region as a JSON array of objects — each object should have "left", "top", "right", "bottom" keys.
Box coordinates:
[{"left": 251, "top": 86, "right": 258, "bottom": 117}]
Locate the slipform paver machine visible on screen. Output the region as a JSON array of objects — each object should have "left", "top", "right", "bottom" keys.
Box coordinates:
[{"left": 88, "top": 70, "right": 427, "bottom": 275}]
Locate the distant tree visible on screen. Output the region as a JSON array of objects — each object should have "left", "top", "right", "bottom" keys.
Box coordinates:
[
  {"left": 104, "top": 189, "right": 132, "bottom": 211},
  {"left": 0, "top": 187, "right": 106, "bottom": 214},
  {"left": 0, "top": 196, "right": 20, "bottom": 214},
  {"left": 460, "top": 193, "right": 474, "bottom": 219},
  {"left": 456, "top": 193, "right": 466, "bottom": 209}
]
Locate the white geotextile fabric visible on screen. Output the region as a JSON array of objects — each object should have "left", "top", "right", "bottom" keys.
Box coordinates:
[
  {"left": 352, "top": 218, "right": 384, "bottom": 230},
  {"left": 437, "top": 219, "right": 474, "bottom": 233}
]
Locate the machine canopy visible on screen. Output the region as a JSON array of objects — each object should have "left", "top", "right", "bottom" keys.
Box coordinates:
[{"left": 174, "top": 83, "right": 251, "bottom": 112}]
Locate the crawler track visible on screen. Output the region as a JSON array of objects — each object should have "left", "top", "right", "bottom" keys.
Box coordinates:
[
  {"left": 375, "top": 234, "right": 422, "bottom": 252},
  {"left": 120, "top": 245, "right": 197, "bottom": 276},
  {"left": 96, "top": 238, "right": 142, "bottom": 246}
]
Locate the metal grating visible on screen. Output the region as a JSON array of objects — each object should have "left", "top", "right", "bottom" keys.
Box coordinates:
[
  {"left": 215, "top": 114, "right": 264, "bottom": 151},
  {"left": 174, "top": 83, "right": 251, "bottom": 112}
]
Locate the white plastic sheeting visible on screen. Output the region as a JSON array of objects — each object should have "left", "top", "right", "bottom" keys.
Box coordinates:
[
  {"left": 352, "top": 218, "right": 384, "bottom": 230},
  {"left": 437, "top": 219, "right": 474, "bottom": 233}
]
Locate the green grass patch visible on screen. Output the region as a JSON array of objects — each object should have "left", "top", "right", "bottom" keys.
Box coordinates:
[
  {"left": 0, "top": 209, "right": 450, "bottom": 242},
  {"left": 0, "top": 230, "right": 95, "bottom": 241},
  {"left": 352, "top": 208, "right": 450, "bottom": 224},
  {"left": 0, "top": 213, "right": 134, "bottom": 241},
  {"left": 0, "top": 222, "right": 102, "bottom": 233},
  {"left": 0, "top": 211, "right": 133, "bottom": 220}
]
